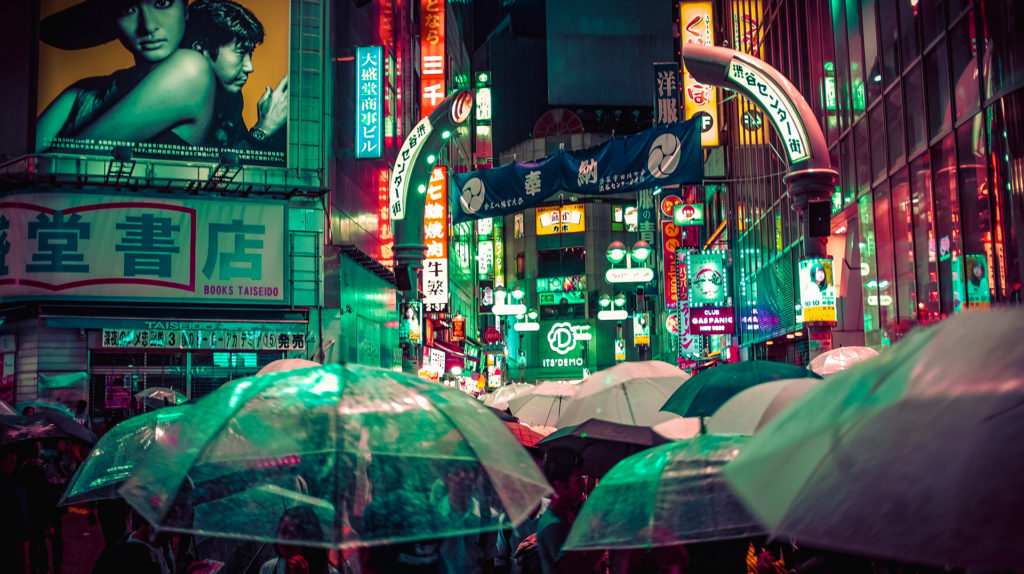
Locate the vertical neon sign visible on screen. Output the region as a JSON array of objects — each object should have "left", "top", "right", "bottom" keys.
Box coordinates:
[
  {"left": 356, "top": 45, "right": 383, "bottom": 159},
  {"left": 420, "top": 0, "right": 446, "bottom": 117}
]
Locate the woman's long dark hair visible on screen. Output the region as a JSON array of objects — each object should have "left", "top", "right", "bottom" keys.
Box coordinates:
[{"left": 277, "top": 505, "right": 330, "bottom": 574}]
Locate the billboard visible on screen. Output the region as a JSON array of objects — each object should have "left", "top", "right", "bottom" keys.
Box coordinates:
[
  {"left": 0, "top": 192, "right": 286, "bottom": 304},
  {"left": 662, "top": 221, "right": 682, "bottom": 309},
  {"left": 356, "top": 45, "right": 384, "bottom": 159},
  {"left": 536, "top": 204, "right": 585, "bottom": 235},
  {"left": 37, "top": 0, "right": 290, "bottom": 166},
  {"left": 686, "top": 250, "right": 728, "bottom": 308},
  {"left": 965, "top": 254, "right": 991, "bottom": 306},
  {"left": 420, "top": 0, "right": 446, "bottom": 117},
  {"left": 798, "top": 257, "right": 837, "bottom": 323},
  {"left": 633, "top": 313, "right": 650, "bottom": 346},
  {"left": 422, "top": 167, "right": 448, "bottom": 313}
]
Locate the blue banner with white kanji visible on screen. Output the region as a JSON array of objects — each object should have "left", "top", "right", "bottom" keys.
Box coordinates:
[{"left": 451, "top": 119, "right": 703, "bottom": 223}]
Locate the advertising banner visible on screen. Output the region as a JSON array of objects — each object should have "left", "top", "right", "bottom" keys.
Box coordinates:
[
  {"left": 686, "top": 250, "right": 729, "bottom": 308},
  {"left": 422, "top": 167, "right": 448, "bottom": 313},
  {"left": 965, "top": 254, "right": 991, "bottom": 307},
  {"left": 538, "top": 320, "right": 588, "bottom": 373},
  {"left": 673, "top": 203, "right": 705, "bottom": 226},
  {"left": 654, "top": 62, "right": 680, "bottom": 125},
  {"left": 37, "top": 0, "right": 290, "bottom": 166},
  {"left": 680, "top": 1, "right": 719, "bottom": 147},
  {"left": 798, "top": 257, "right": 837, "bottom": 323},
  {"left": 104, "top": 374, "right": 132, "bottom": 409},
  {"left": 731, "top": 0, "right": 767, "bottom": 145},
  {"left": 633, "top": 313, "right": 650, "bottom": 346},
  {"left": 452, "top": 120, "right": 704, "bottom": 222},
  {"left": 662, "top": 222, "right": 682, "bottom": 309},
  {"left": 678, "top": 300, "right": 702, "bottom": 359},
  {"left": 536, "top": 204, "right": 586, "bottom": 235},
  {"left": 101, "top": 328, "right": 305, "bottom": 351},
  {"left": 377, "top": 168, "right": 394, "bottom": 267},
  {"left": 402, "top": 300, "right": 422, "bottom": 344},
  {"left": 478, "top": 280, "right": 494, "bottom": 314},
  {"left": 0, "top": 193, "right": 286, "bottom": 304}
]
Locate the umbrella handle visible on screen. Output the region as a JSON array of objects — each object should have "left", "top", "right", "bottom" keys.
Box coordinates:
[{"left": 699, "top": 416, "right": 707, "bottom": 435}]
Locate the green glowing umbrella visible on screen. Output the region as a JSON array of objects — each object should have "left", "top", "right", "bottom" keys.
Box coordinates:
[
  {"left": 119, "top": 363, "right": 552, "bottom": 549},
  {"left": 562, "top": 434, "right": 763, "bottom": 551},
  {"left": 723, "top": 310, "right": 1024, "bottom": 569},
  {"left": 59, "top": 406, "right": 189, "bottom": 506},
  {"left": 661, "top": 361, "right": 820, "bottom": 419}
]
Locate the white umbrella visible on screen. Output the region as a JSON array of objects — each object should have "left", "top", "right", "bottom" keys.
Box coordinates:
[
  {"left": 706, "top": 378, "right": 820, "bottom": 435},
  {"left": 256, "top": 358, "right": 321, "bottom": 376},
  {"left": 557, "top": 361, "right": 689, "bottom": 428},
  {"left": 808, "top": 346, "right": 878, "bottom": 375},
  {"left": 508, "top": 382, "right": 579, "bottom": 427},
  {"left": 482, "top": 383, "right": 536, "bottom": 411}
]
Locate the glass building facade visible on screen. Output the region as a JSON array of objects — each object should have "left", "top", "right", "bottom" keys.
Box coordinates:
[{"left": 728, "top": 0, "right": 1024, "bottom": 362}]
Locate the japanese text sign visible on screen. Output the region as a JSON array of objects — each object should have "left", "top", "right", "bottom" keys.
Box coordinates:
[
  {"left": 662, "top": 221, "right": 681, "bottom": 309},
  {"left": 680, "top": 2, "right": 719, "bottom": 147},
  {"left": 687, "top": 250, "right": 728, "bottom": 308},
  {"left": 356, "top": 45, "right": 384, "bottom": 159},
  {"left": 689, "top": 307, "right": 736, "bottom": 335},
  {"left": 536, "top": 204, "right": 586, "bottom": 235},
  {"left": 654, "top": 62, "right": 680, "bottom": 125},
  {"left": 673, "top": 203, "right": 704, "bottom": 226},
  {"left": 725, "top": 58, "right": 811, "bottom": 164},
  {"left": 422, "top": 166, "right": 449, "bottom": 313},
  {"left": 420, "top": 0, "right": 446, "bottom": 117},
  {"left": 0, "top": 194, "right": 285, "bottom": 304}
]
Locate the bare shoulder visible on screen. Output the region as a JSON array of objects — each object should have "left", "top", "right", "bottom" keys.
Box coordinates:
[{"left": 153, "top": 49, "right": 214, "bottom": 80}]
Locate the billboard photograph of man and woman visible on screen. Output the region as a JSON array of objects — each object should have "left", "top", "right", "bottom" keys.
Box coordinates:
[{"left": 36, "top": 0, "right": 289, "bottom": 166}]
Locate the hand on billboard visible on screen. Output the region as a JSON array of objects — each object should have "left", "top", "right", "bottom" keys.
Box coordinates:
[{"left": 255, "top": 75, "right": 290, "bottom": 137}]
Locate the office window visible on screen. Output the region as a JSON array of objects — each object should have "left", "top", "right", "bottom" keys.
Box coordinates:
[
  {"left": 925, "top": 40, "right": 952, "bottom": 139},
  {"left": 890, "top": 168, "right": 918, "bottom": 331},
  {"left": 870, "top": 104, "right": 888, "bottom": 182},
  {"left": 905, "top": 65, "right": 928, "bottom": 155},
  {"left": 950, "top": 14, "right": 980, "bottom": 121},
  {"left": 910, "top": 153, "right": 940, "bottom": 323},
  {"left": 886, "top": 84, "right": 906, "bottom": 165},
  {"left": 956, "top": 118, "right": 993, "bottom": 306},
  {"left": 873, "top": 182, "right": 897, "bottom": 345}
]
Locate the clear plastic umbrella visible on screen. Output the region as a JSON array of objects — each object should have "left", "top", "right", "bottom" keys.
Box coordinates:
[
  {"left": 706, "top": 378, "right": 820, "bottom": 435},
  {"left": 135, "top": 387, "right": 187, "bottom": 410},
  {"left": 482, "top": 383, "right": 535, "bottom": 411},
  {"left": 557, "top": 361, "right": 690, "bottom": 428},
  {"left": 0, "top": 399, "right": 16, "bottom": 416},
  {"left": 563, "top": 434, "right": 763, "bottom": 550},
  {"left": 60, "top": 406, "right": 188, "bottom": 506},
  {"left": 119, "top": 363, "right": 552, "bottom": 550},
  {"left": 507, "top": 382, "right": 579, "bottom": 427},
  {"left": 808, "top": 346, "right": 878, "bottom": 376},
  {"left": 724, "top": 309, "right": 1024, "bottom": 570},
  {"left": 255, "top": 358, "right": 322, "bottom": 376},
  {"left": 16, "top": 398, "right": 76, "bottom": 418}
]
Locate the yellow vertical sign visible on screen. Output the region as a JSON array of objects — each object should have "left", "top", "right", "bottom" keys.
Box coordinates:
[
  {"left": 731, "top": 0, "right": 767, "bottom": 145},
  {"left": 680, "top": 2, "right": 718, "bottom": 147}
]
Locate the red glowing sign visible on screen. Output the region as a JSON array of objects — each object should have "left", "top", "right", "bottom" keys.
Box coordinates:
[
  {"left": 420, "top": 0, "right": 446, "bottom": 117},
  {"left": 662, "top": 220, "right": 681, "bottom": 309},
  {"left": 689, "top": 307, "right": 736, "bottom": 335},
  {"left": 378, "top": 169, "right": 394, "bottom": 267}
]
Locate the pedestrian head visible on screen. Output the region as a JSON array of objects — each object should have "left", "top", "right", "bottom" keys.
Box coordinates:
[
  {"left": 275, "top": 505, "right": 329, "bottom": 574},
  {"left": 542, "top": 447, "right": 585, "bottom": 506},
  {"left": 76, "top": 400, "right": 88, "bottom": 415},
  {"left": 184, "top": 0, "right": 265, "bottom": 93},
  {"left": 22, "top": 406, "right": 35, "bottom": 416}
]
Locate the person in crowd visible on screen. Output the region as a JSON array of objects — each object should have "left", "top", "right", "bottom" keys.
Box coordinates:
[
  {"left": 534, "top": 448, "right": 603, "bottom": 574},
  {"left": 74, "top": 400, "right": 92, "bottom": 431},
  {"left": 15, "top": 441, "right": 50, "bottom": 574},
  {"left": 91, "top": 507, "right": 178, "bottom": 574},
  {"left": 22, "top": 406, "right": 36, "bottom": 416},
  {"left": 40, "top": 439, "right": 77, "bottom": 574},
  {"left": 361, "top": 491, "right": 443, "bottom": 574},
  {"left": 434, "top": 461, "right": 500, "bottom": 574},
  {"left": 1, "top": 444, "right": 31, "bottom": 574},
  {"left": 36, "top": 0, "right": 215, "bottom": 151},
  {"left": 258, "top": 505, "right": 340, "bottom": 574},
  {"left": 182, "top": 0, "right": 288, "bottom": 151}
]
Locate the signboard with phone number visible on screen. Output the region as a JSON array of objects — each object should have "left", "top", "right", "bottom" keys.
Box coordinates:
[{"left": 102, "top": 329, "right": 306, "bottom": 351}]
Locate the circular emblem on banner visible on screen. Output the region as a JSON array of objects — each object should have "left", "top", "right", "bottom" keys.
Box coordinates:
[
  {"left": 647, "top": 133, "right": 682, "bottom": 179},
  {"left": 460, "top": 178, "right": 486, "bottom": 214},
  {"left": 677, "top": 204, "right": 698, "bottom": 223},
  {"left": 742, "top": 109, "right": 764, "bottom": 131},
  {"left": 660, "top": 194, "right": 682, "bottom": 218},
  {"left": 547, "top": 322, "right": 577, "bottom": 355}
]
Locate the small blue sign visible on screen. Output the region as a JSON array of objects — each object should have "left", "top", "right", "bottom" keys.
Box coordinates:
[{"left": 356, "top": 46, "right": 383, "bottom": 159}]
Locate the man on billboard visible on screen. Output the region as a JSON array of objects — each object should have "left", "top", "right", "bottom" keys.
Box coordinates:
[
  {"left": 184, "top": 0, "right": 288, "bottom": 151},
  {"left": 36, "top": 0, "right": 216, "bottom": 151}
]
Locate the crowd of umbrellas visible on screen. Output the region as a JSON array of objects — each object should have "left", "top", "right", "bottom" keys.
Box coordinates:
[{"left": 1, "top": 308, "right": 1022, "bottom": 572}]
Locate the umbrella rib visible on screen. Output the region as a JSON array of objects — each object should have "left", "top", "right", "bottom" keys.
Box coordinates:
[{"left": 621, "top": 386, "right": 638, "bottom": 426}]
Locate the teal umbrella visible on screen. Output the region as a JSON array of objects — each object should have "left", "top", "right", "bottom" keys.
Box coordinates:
[
  {"left": 563, "top": 434, "right": 763, "bottom": 550},
  {"left": 661, "top": 361, "right": 820, "bottom": 419},
  {"left": 59, "top": 406, "right": 189, "bottom": 506},
  {"left": 723, "top": 310, "right": 1024, "bottom": 570},
  {"left": 119, "top": 363, "right": 552, "bottom": 550}
]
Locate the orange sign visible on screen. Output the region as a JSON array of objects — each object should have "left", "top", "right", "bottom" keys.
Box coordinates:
[
  {"left": 663, "top": 220, "right": 682, "bottom": 309},
  {"left": 680, "top": 2, "right": 718, "bottom": 147},
  {"left": 420, "top": 0, "right": 446, "bottom": 117}
]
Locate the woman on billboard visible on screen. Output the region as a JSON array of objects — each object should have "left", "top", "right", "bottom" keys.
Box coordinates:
[{"left": 36, "top": 0, "right": 216, "bottom": 151}]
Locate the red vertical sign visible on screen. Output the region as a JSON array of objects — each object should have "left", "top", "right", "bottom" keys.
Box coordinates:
[
  {"left": 378, "top": 169, "right": 394, "bottom": 267},
  {"left": 662, "top": 220, "right": 682, "bottom": 309},
  {"left": 420, "top": 0, "right": 446, "bottom": 117}
]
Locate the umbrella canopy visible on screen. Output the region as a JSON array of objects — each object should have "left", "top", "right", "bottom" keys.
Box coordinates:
[
  {"left": 563, "top": 434, "right": 763, "bottom": 551},
  {"left": 255, "top": 358, "right": 322, "bottom": 376},
  {"left": 723, "top": 309, "right": 1024, "bottom": 570},
  {"left": 661, "top": 361, "right": 820, "bottom": 419},
  {"left": 16, "top": 398, "right": 76, "bottom": 418},
  {"left": 537, "top": 418, "right": 672, "bottom": 478},
  {"left": 119, "top": 363, "right": 552, "bottom": 550},
  {"left": 557, "top": 361, "right": 690, "bottom": 428},
  {"left": 706, "top": 378, "right": 821, "bottom": 435},
  {"left": 507, "top": 382, "right": 579, "bottom": 427},
  {"left": 486, "top": 405, "right": 518, "bottom": 422},
  {"left": 59, "top": 406, "right": 190, "bottom": 506},
  {"left": 135, "top": 387, "right": 188, "bottom": 409},
  {"left": 0, "top": 399, "right": 16, "bottom": 416},
  {"left": 808, "top": 346, "right": 878, "bottom": 376},
  {"left": 482, "top": 383, "right": 535, "bottom": 411},
  {"left": 504, "top": 422, "right": 551, "bottom": 449},
  {"left": 1, "top": 409, "right": 97, "bottom": 446}
]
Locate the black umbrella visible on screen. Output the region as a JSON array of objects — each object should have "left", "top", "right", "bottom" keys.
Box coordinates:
[
  {"left": 486, "top": 405, "right": 518, "bottom": 422},
  {"left": 537, "top": 418, "right": 672, "bottom": 478},
  {"left": 0, "top": 410, "right": 97, "bottom": 446}
]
